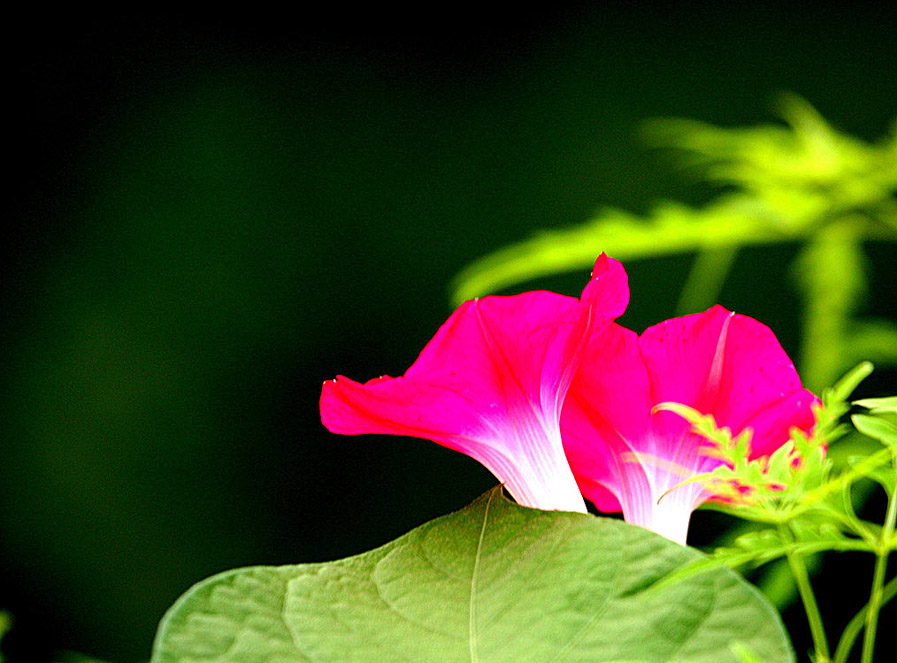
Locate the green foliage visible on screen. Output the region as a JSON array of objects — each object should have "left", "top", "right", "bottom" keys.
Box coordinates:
[
  {"left": 657, "top": 363, "right": 896, "bottom": 560},
  {"left": 658, "top": 364, "right": 897, "bottom": 663},
  {"left": 451, "top": 96, "right": 897, "bottom": 389},
  {"left": 655, "top": 364, "right": 879, "bottom": 523},
  {"left": 641, "top": 95, "right": 897, "bottom": 229},
  {"left": 450, "top": 196, "right": 789, "bottom": 306},
  {"left": 152, "top": 489, "right": 794, "bottom": 663}
]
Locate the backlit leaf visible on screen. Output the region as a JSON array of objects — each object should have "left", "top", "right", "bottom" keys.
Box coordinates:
[{"left": 152, "top": 489, "right": 794, "bottom": 663}]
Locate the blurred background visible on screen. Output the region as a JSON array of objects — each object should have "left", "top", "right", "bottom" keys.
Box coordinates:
[{"left": 3, "top": 5, "right": 895, "bottom": 661}]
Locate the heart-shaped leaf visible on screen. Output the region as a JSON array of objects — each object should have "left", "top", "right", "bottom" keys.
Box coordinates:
[{"left": 152, "top": 488, "right": 793, "bottom": 663}]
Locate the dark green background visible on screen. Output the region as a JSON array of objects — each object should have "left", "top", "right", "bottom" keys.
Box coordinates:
[{"left": 3, "top": 6, "right": 895, "bottom": 661}]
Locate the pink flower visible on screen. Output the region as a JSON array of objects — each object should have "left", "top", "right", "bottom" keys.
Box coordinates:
[
  {"left": 320, "top": 254, "right": 629, "bottom": 513},
  {"left": 321, "top": 254, "right": 817, "bottom": 545},
  {"left": 562, "top": 305, "right": 819, "bottom": 544}
]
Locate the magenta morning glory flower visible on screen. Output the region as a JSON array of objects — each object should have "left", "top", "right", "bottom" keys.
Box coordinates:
[
  {"left": 320, "top": 254, "right": 629, "bottom": 513},
  {"left": 321, "top": 254, "right": 817, "bottom": 545},
  {"left": 562, "top": 304, "right": 819, "bottom": 544}
]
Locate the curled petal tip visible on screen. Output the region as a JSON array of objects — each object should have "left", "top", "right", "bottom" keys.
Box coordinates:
[
  {"left": 582, "top": 254, "right": 629, "bottom": 319},
  {"left": 563, "top": 293, "right": 816, "bottom": 544}
]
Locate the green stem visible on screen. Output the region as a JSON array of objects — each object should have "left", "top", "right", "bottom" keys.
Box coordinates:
[
  {"left": 861, "top": 473, "right": 897, "bottom": 663},
  {"left": 860, "top": 555, "right": 891, "bottom": 663},
  {"left": 676, "top": 246, "right": 738, "bottom": 316},
  {"left": 833, "top": 575, "right": 897, "bottom": 663},
  {"left": 779, "top": 524, "right": 830, "bottom": 662},
  {"left": 793, "top": 219, "right": 864, "bottom": 392}
]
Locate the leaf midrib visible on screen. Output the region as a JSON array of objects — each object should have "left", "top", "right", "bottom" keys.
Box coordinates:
[{"left": 469, "top": 489, "right": 496, "bottom": 663}]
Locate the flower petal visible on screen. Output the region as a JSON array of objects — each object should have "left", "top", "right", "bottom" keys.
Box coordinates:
[
  {"left": 638, "top": 305, "right": 813, "bottom": 443},
  {"left": 739, "top": 387, "right": 819, "bottom": 457},
  {"left": 563, "top": 304, "right": 818, "bottom": 544},
  {"left": 561, "top": 323, "right": 653, "bottom": 511},
  {"left": 321, "top": 254, "right": 629, "bottom": 513}
]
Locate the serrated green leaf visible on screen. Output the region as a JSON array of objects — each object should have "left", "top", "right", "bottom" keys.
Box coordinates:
[
  {"left": 657, "top": 519, "right": 874, "bottom": 593},
  {"left": 642, "top": 95, "right": 897, "bottom": 226},
  {"left": 450, "top": 196, "right": 787, "bottom": 304},
  {"left": 152, "top": 489, "right": 795, "bottom": 663},
  {"left": 450, "top": 99, "right": 897, "bottom": 305}
]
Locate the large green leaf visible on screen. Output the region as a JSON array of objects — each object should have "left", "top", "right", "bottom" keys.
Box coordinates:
[{"left": 151, "top": 489, "right": 793, "bottom": 663}]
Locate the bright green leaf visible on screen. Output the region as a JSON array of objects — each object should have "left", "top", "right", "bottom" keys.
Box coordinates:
[
  {"left": 642, "top": 94, "right": 897, "bottom": 227},
  {"left": 825, "top": 361, "right": 874, "bottom": 409},
  {"left": 851, "top": 413, "right": 897, "bottom": 450},
  {"left": 152, "top": 489, "right": 795, "bottom": 663},
  {"left": 854, "top": 396, "right": 897, "bottom": 415},
  {"left": 450, "top": 196, "right": 788, "bottom": 304}
]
